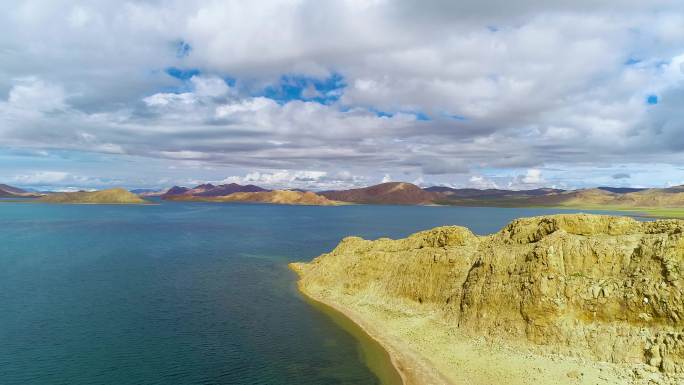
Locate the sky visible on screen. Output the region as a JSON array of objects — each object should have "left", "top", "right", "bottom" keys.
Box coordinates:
[{"left": 1, "top": 0, "right": 684, "bottom": 191}]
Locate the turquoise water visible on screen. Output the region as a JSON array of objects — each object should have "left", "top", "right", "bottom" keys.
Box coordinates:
[{"left": 0, "top": 202, "right": 635, "bottom": 385}]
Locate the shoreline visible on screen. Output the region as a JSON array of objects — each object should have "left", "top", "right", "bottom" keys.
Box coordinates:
[
  {"left": 295, "top": 284, "right": 405, "bottom": 385},
  {"left": 291, "top": 265, "right": 452, "bottom": 385},
  {"left": 287, "top": 216, "right": 677, "bottom": 385},
  {"left": 291, "top": 270, "right": 641, "bottom": 385}
]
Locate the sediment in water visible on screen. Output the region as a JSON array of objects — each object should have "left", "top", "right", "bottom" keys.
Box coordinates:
[{"left": 294, "top": 283, "right": 404, "bottom": 385}]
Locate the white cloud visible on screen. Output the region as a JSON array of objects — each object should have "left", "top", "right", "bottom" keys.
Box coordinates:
[
  {"left": 143, "top": 92, "right": 197, "bottom": 107},
  {"left": 2, "top": 1, "right": 684, "bottom": 188},
  {"left": 6, "top": 77, "right": 66, "bottom": 112},
  {"left": 468, "top": 175, "right": 499, "bottom": 189},
  {"left": 13, "top": 171, "right": 70, "bottom": 184},
  {"left": 190, "top": 76, "right": 231, "bottom": 98},
  {"left": 221, "top": 170, "right": 328, "bottom": 189},
  {"left": 522, "top": 169, "right": 542, "bottom": 184}
]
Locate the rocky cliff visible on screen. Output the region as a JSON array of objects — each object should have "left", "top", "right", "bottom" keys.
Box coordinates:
[{"left": 292, "top": 214, "right": 684, "bottom": 382}]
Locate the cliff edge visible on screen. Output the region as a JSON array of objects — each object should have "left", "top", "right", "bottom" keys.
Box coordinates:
[{"left": 292, "top": 214, "right": 684, "bottom": 385}]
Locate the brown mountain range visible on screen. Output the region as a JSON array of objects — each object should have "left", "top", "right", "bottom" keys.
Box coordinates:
[
  {"left": 161, "top": 183, "right": 267, "bottom": 199},
  {"left": 0, "top": 184, "right": 42, "bottom": 198},
  {"left": 321, "top": 182, "right": 437, "bottom": 205},
  {"left": 166, "top": 190, "right": 341, "bottom": 206},
  {"left": 152, "top": 181, "right": 684, "bottom": 210}
]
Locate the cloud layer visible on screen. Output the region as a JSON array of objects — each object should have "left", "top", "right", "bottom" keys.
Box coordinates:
[{"left": 1, "top": 1, "right": 683, "bottom": 189}]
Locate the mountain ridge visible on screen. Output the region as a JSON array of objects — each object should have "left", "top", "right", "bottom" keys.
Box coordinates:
[
  {"left": 0, "top": 184, "right": 43, "bottom": 198},
  {"left": 321, "top": 182, "right": 436, "bottom": 205},
  {"left": 165, "top": 189, "right": 341, "bottom": 205}
]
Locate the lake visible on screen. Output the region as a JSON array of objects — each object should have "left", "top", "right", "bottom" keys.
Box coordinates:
[{"left": 0, "top": 202, "right": 635, "bottom": 385}]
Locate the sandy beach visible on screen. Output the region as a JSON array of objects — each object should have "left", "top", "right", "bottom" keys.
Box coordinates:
[
  {"left": 294, "top": 278, "right": 449, "bottom": 385},
  {"left": 293, "top": 274, "right": 643, "bottom": 385}
]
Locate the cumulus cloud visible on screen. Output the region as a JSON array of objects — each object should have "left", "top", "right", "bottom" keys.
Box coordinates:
[
  {"left": 6, "top": 77, "right": 67, "bottom": 112},
  {"left": 468, "top": 175, "right": 499, "bottom": 189},
  {"left": 522, "top": 169, "right": 542, "bottom": 184},
  {"left": 219, "top": 169, "right": 369, "bottom": 190},
  {"left": 1, "top": 1, "right": 684, "bottom": 189},
  {"left": 12, "top": 171, "right": 71, "bottom": 184},
  {"left": 8, "top": 170, "right": 125, "bottom": 190}
]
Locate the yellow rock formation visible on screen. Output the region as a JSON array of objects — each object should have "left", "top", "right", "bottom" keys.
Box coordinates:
[{"left": 292, "top": 214, "right": 684, "bottom": 385}]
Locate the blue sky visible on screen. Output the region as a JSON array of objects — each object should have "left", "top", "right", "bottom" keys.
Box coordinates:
[{"left": 1, "top": 1, "right": 684, "bottom": 191}]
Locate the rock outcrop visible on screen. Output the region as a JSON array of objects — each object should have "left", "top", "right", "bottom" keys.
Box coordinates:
[{"left": 292, "top": 214, "right": 684, "bottom": 379}]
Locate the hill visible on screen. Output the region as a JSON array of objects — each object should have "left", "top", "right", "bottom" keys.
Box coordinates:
[
  {"left": 139, "top": 180, "right": 684, "bottom": 213},
  {"left": 195, "top": 183, "right": 267, "bottom": 196},
  {"left": 597, "top": 186, "right": 647, "bottom": 193},
  {"left": 431, "top": 185, "right": 684, "bottom": 216},
  {"left": 321, "top": 182, "right": 437, "bottom": 204},
  {"left": 130, "top": 188, "right": 168, "bottom": 197},
  {"left": 38, "top": 188, "right": 148, "bottom": 204},
  {"left": 166, "top": 190, "right": 341, "bottom": 206},
  {"left": 426, "top": 186, "right": 564, "bottom": 199},
  {"left": 292, "top": 214, "right": 684, "bottom": 385},
  {"left": 0, "top": 184, "right": 42, "bottom": 198},
  {"left": 524, "top": 187, "right": 684, "bottom": 208},
  {"left": 161, "top": 183, "right": 268, "bottom": 199}
]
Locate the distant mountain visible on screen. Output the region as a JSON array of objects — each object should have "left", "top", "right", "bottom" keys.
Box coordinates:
[
  {"left": 195, "top": 183, "right": 267, "bottom": 196},
  {"left": 0, "top": 184, "right": 26, "bottom": 194},
  {"left": 0, "top": 184, "right": 42, "bottom": 198},
  {"left": 38, "top": 188, "right": 148, "bottom": 204},
  {"left": 161, "top": 183, "right": 268, "bottom": 199},
  {"left": 425, "top": 186, "right": 564, "bottom": 199},
  {"left": 167, "top": 190, "right": 341, "bottom": 206},
  {"left": 321, "top": 182, "right": 437, "bottom": 205},
  {"left": 132, "top": 180, "right": 684, "bottom": 209},
  {"left": 130, "top": 188, "right": 168, "bottom": 197},
  {"left": 130, "top": 188, "right": 157, "bottom": 194},
  {"left": 432, "top": 186, "right": 684, "bottom": 209},
  {"left": 660, "top": 185, "right": 684, "bottom": 193},
  {"left": 597, "top": 187, "right": 647, "bottom": 194},
  {"left": 162, "top": 186, "right": 191, "bottom": 197}
]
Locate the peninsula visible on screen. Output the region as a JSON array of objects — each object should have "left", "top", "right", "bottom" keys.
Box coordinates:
[
  {"left": 291, "top": 214, "right": 684, "bottom": 385},
  {"left": 38, "top": 188, "right": 148, "bottom": 204}
]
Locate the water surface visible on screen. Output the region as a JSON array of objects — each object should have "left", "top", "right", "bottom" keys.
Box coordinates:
[{"left": 0, "top": 202, "right": 634, "bottom": 384}]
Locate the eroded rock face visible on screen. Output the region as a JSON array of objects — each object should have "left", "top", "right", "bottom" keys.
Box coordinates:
[{"left": 292, "top": 214, "right": 684, "bottom": 374}]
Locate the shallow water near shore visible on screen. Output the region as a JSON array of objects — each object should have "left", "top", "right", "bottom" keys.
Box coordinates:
[{"left": 0, "top": 201, "right": 638, "bottom": 385}]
